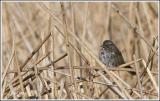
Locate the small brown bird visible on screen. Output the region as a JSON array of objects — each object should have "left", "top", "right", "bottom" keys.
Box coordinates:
[{"left": 99, "top": 40, "right": 135, "bottom": 75}]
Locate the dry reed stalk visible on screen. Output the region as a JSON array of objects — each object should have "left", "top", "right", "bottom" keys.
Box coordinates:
[
  {"left": 6, "top": 65, "right": 136, "bottom": 74},
  {"left": 127, "top": 2, "right": 135, "bottom": 61},
  {"left": 3, "top": 53, "right": 68, "bottom": 98},
  {"left": 16, "top": 3, "right": 37, "bottom": 43},
  {"left": 14, "top": 48, "right": 25, "bottom": 99},
  {"left": 8, "top": 64, "right": 158, "bottom": 78},
  {"left": 141, "top": 37, "right": 158, "bottom": 87},
  {"left": 8, "top": 81, "right": 17, "bottom": 99},
  {"left": 61, "top": 21, "right": 144, "bottom": 98},
  {"left": 138, "top": 38, "right": 157, "bottom": 98},
  {"left": 36, "top": 6, "right": 136, "bottom": 97},
  {"left": 55, "top": 25, "right": 89, "bottom": 64},
  {"left": 135, "top": 4, "right": 148, "bottom": 61},
  {"left": 2, "top": 2, "right": 158, "bottom": 99},
  {"left": 111, "top": 4, "right": 157, "bottom": 55},
  {"left": 18, "top": 32, "right": 51, "bottom": 71},
  {"left": 47, "top": 4, "right": 57, "bottom": 98},
  {"left": 104, "top": 3, "right": 112, "bottom": 40},
  {"left": 3, "top": 3, "right": 12, "bottom": 47},
  {"left": 70, "top": 3, "right": 82, "bottom": 99},
  {"left": 134, "top": 55, "right": 143, "bottom": 98},
  {"left": 107, "top": 69, "right": 141, "bottom": 98},
  {"left": 2, "top": 79, "right": 7, "bottom": 98},
  {"left": 12, "top": 13, "right": 33, "bottom": 53},
  {"left": 81, "top": 3, "right": 89, "bottom": 97},
  {"left": 97, "top": 71, "right": 127, "bottom": 99},
  {"left": 142, "top": 3, "right": 155, "bottom": 38},
  {"left": 50, "top": 31, "right": 58, "bottom": 99},
  {"left": 96, "top": 87, "right": 109, "bottom": 99},
  {"left": 54, "top": 19, "right": 147, "bottom": 98},
  {"left": 142, "top": 60, "right": 158, "bottom": 93},
  {"left": 67, "top": 29, "right": 135, "bottom": 98},
  {"left": 38, "top": 3, "right": 63, "bottom": 30},
  {"left": 2, "top": 38, "right": 15, "bottom": 84},
  {"left": 40, "top": 32, "right": 48, "bottom": 99},
  {"left": 6, "top": 51, "right": 51, "bottom": 74},
  {"left": 60, "top": 3, "right": 77, "bottom": 99}
]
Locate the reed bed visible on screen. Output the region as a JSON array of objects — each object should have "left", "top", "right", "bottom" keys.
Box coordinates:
[{"left": 1, "top": 2, "right": 158, "bottom": 99}]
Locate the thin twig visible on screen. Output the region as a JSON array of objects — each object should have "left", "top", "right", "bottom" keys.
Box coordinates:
[
  {"left": 19, "top": 32, "right": 51, "bottom": 71},
  {"left": 3, "top": 53, "right": 68, "bottom": 97},
  {"left": 60, "top": 3, "right": 77, "bottom": 98},
  {"left": 111, "top": 4, "right": 157, "bottom": 55}
]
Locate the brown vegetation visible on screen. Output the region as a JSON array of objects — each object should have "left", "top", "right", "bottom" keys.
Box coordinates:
[{"left": 1, "top": 2, "right": 158, "bottom": 99}]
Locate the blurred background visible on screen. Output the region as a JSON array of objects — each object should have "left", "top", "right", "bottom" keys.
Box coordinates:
[{"left": 2, "top": 2, "right": 158, "bottom": 99}]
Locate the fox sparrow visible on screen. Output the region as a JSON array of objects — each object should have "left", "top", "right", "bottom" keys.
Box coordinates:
[{"left": 99, "top": 40, "right": 135, "bottom": 75}]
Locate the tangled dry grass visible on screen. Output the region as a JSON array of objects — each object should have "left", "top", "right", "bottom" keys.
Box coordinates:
[{"left": 1, "top": 2, "right": 159, "bottom": 99}]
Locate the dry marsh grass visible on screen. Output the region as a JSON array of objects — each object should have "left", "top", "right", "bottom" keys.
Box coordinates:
[{"left": 1, "top": 2, "right": 159, "bottom": 99}]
